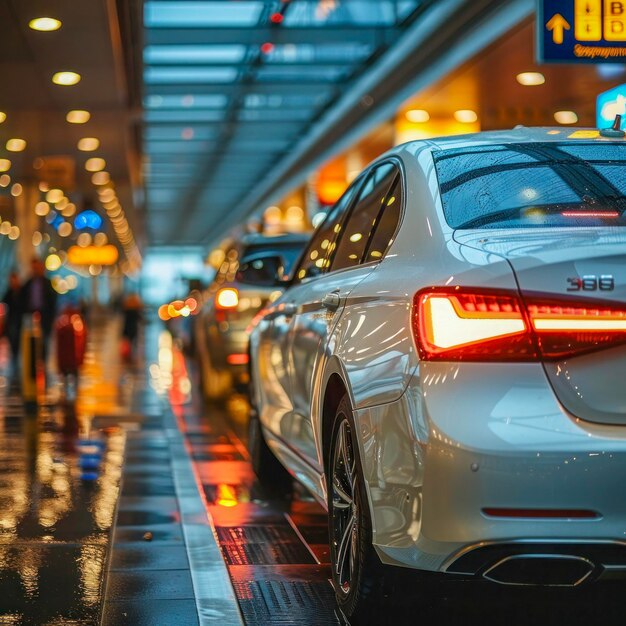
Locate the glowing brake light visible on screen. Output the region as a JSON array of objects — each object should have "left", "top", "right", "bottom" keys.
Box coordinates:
[
  {"left": 414, "top": 288, "right": 626, "bottom": 361},
  {"left": 216, "top": 287, "right": 239, "bottom": 310},
  {"left": 415, "top": 290, "right": 535, "bottom": 361}
]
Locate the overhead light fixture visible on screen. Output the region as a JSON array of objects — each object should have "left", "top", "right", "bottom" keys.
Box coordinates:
[
  {"left": 6, "top": 139, "right": 26, "bottom": 152},
  {"left": 29, "top": 17, "right": 62, "bottom": 31},
  {"left": 516, "top": 72, "right": 545, "bottom": 86},
  {"left": 0, "top": 112, "right": 6, "bottom": 124},
  {"left": 10, "top": 183, "right": 22, "bottom": 197},
  {"left": 46, "top": 189, "right": 64, "bottom": 204},
  {"left": 0, "top": 175, "right": 10, "bottom": 187},
  {"left": 85, "top": 157, "right": 106, "bottom": 172},
  {"left": 78, "top": 137, "right": 100, "bottom": 151},
  {"left": 0, "top": 159, "right": 10, "bottom": 172},
  {"left": 35, "top": 202, "right": 50, "bottom": 216},
  {"left": 406, "top": 109, "right": 430, "bottom": 123},
  {"left": 554, "top": 110, "right": 578, "bottom": 125},
  {"left": 66, "top": 110, "right": 90, "bottom": 124},
  {"left": 52, "top": 71, "right": 81, "bottom": 86},
  {"left": 454, "top": 110, "right": 478, "bottom": 123}
]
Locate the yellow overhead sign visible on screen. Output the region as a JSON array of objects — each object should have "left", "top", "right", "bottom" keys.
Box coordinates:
[
  {"left": 67, "top": 245, "right": 119, "bottom": 266},
  {"left": 539, "top": 0, "right": 626, "bottom": 62}
]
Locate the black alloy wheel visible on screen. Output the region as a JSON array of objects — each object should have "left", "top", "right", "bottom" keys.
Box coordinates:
[{"left": 328, "top": 394, "right": 386, "bottom": 624}]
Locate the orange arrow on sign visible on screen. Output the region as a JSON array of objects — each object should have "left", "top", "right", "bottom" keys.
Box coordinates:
[{"left": 546, "top": 13, "right": 571, "bottom": 44}]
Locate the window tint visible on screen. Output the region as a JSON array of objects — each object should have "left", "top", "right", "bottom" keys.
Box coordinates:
[
  {"left": 294, "top": 183, "right": 359, "bottom": 282},
  {"left": 330, "top": 163, "right": 396, "bottom": 271},
  {"left": 433, "top": 142, "right": 626, "bottom": 229},
  {"left": 364, "top": 174, "right": 403, "bottom": 261}
]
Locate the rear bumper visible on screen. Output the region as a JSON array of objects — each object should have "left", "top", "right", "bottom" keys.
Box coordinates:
[{"left": 353, "top": 361, "right": 626, "bottom": 578}]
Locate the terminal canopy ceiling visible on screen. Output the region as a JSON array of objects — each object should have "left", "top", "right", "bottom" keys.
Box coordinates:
[{"left": 143, "top": 0, "right": 429, "bottom": 245}]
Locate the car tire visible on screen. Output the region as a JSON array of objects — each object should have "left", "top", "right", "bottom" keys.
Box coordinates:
[
  {"left": 248, "top": 409, "right": 293, "bottom": 496},
  {"left": 328, "top": 394, "right": 389, "bottom": 625}
]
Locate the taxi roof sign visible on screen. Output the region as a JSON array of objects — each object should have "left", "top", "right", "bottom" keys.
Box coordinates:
[{"left": 538, "top": 0, "right": 626, "bottom": 63}]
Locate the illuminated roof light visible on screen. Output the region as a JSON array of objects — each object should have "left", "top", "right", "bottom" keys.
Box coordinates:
[
  {"left": 35, "top": 202, "right": 50, "bottom": 216},
  {"left": 29, "top": 17, "right": 62, "bottom": 31},
  {"left": 52, "top": 71, "right": 81, "bottom": 86},
  {"left": 85, "top": 157, "right": 106, "bottom": 172},
  {"left": 78, "top": 137, "right": 100, "bottom": 151},
  {"left": 6, "top": 139, "right": 26, "bottom": 152},
  {"left": 46, "top": 189, "right": 64, "bottom": 203},
  {"left": 91, "top": 171, "right": 110, "bottom": 185},
  {"left": 454, "top": 110, "right": 478, "bottom": 124},
  {"left": 0, "top": 159, "right": 10, "bottom": 172},
  {"left": 554, "top": 110, "right": 578, "bottom": 125},
  {"left": 516, "top": 72, "right": 545, "bottom": 86},
  {"left": 406, "top": 109, "right": 430, "bottom": 123},
  {"left": 66, "top": 110, "right": 90, "bottom": 124}
]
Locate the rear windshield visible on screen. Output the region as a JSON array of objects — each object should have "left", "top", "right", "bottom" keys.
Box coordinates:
[{"left": 433, "top": 142, "right": 626, "bottom": 229}]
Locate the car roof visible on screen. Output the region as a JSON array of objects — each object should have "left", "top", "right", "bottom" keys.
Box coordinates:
[{"left": 400, "top": 127, "right": 624, "bottom": 153}]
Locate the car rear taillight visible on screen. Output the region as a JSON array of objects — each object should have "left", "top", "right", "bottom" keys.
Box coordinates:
[
  {"left": 414, "top": 288, "right": 626, "bottom": 361},
  {"left": 216, "top": 287, "right": 239, "bottom": 310}
]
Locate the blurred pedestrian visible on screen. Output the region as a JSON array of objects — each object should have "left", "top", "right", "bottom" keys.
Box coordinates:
[
  {"left": 121, "top": 292, "right": 143, "bottom": 361},
  {"left": 2, "top": 271, "right": 23, "bottom": 363},
  {"left": 20, "top": 257, "right": 57, "bottom": 356}
]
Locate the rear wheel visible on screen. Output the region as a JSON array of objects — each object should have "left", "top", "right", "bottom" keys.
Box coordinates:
[{"left": 328, "top": 394, "right": 388, "bottom": 624}]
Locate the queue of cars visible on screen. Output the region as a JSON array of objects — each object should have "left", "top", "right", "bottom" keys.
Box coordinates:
[{"left": 197, "top": 127, "right": 626, "bottom": 624}]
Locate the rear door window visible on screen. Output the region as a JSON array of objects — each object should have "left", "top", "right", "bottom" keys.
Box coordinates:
[{"left": 329, "top": 163, "right": 396, "bottom": 271}]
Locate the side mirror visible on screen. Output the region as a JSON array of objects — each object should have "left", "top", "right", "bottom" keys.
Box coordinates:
[{"left": 236, "top": 255, "right": 284, "bottom": 287}]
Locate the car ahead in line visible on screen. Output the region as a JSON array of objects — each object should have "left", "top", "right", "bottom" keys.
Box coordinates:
[
  {"left": 195, "top": 233, "right": 309, "bottom": 400},
  {"left": 247, "top": 128, "right": 626, "bottom": 623}
]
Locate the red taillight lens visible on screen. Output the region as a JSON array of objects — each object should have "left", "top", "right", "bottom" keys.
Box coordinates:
[
  {"left": 414, "top": 288, "right": 626, "bottom": 361},
  {"left": 527, "top": 298, "right": 626, "bottom": 359},
  {"left": 415, "top": 289, "right": 536, "bottom": 361}
]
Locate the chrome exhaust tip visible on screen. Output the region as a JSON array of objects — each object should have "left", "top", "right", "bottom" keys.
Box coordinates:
[{"left": 483, "top": 554, "right": 595, "bottom": 587}]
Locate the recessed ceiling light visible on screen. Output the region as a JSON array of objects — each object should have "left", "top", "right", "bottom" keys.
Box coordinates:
[
  {"left": 85, "top": 157, "right": 106, "bottom": 172},
  {"left": 0, "top": 159, "right": 10, "bottom": 172},
  {"left": 52, "top": 71, "right": 81, "bottom": 86},
  {"left": 406, "top": 109, "right": 430, "bottom": 123},
  {"left": 454, "top": 110, "right": 478, "bottom": 123},
  {"left": 29, "top": 17, "right": 62, "bottom": 32},
  {"left": 0, "top": 175, "right": 10, "bottom": 188},
  {"left": 78, "top": 137, "right": 100, "bottom": 151},
  {"left": 66, "top": 110, "right": 90, "bottom": 124},
  {"left": 46, "top": 189, "right": 64, "bottom": 204},
  {"left": 554, "top": 110, "right": 578, "bottom": 125},
  {"left": 6, "top": 139, "right": 26, "bottom": 152},
  {"left": 0, "top": 112, "right": 6, "bottom": 124},
  {"left": 516, "top": 72, "right": 545, "bottom": 86},
  {"left": 35, "top": 202, "right": 50, "bottom": 216},
  {"left": 10, "top": 184, "right": 22, "bottom": 197}
]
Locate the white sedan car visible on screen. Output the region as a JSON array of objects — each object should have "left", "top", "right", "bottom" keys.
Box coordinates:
[{"left": 248, "top": 128, "right": 626, "bottom": 623}]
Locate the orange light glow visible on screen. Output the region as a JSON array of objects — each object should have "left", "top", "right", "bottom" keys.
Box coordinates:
[
  {"left": 227, "top": 353, "right": 249, "bottom": 366},
  {"left": 67, "top": 244, "right": 119, "bottom": 266},
  {"left": 216, "top": 484, "right": 238, "bottom": 507}
]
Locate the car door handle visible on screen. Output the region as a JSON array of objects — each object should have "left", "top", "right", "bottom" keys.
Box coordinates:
[{"left": 322, "top": 291, "right": 341, "bottom": 311}]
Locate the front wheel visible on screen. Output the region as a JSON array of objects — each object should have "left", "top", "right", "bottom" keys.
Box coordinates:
[{"left": 328, "top": 394, "right": 389, "bottom": 624}]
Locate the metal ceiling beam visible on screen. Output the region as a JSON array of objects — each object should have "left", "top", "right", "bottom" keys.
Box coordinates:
[
  {"left": 192, "top": 0, "right": 534, "bottom": 243},
  {"left": 145, "top": 83, "right": 337, "bottom": 96},
  {"left": 146, "top": 26, "right": 394, "bottom": 46}
]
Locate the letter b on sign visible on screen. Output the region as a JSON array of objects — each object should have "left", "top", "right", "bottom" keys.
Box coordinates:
[{"left": 605, "top": 0, "right": 626, "bottom": 39}]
